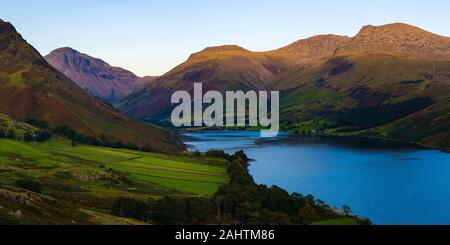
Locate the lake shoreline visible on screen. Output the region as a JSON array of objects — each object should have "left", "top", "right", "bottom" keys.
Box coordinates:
[{"left": 179, "top": 128, "right": 449, "bottom": 154}]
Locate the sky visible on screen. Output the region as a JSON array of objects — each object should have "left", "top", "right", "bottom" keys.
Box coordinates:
[{"left": 1, "top": 0, "right": 449, "bottom": 76}]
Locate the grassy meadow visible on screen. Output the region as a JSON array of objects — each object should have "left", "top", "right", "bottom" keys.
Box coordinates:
[{"left": 0, "top": 138, "right": 228, "bottom": 224}]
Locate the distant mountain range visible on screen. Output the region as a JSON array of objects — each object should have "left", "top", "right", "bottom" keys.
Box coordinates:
[
  {"left": 12, "top": 19, "right": 448, "bottom": 151},
  {"left": 45, "top": 47, "right": 153, "bottom": 103},
  {"left": 116, "top": 23, "right": 449, "bottom": 151},
  {"left": 0, "top": 19, "right": 177, "bottom": 152}
]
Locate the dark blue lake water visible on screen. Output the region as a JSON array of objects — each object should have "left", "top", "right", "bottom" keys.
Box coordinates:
[{"left": 183, "top": 131, "right": 450, "bottom": 225}]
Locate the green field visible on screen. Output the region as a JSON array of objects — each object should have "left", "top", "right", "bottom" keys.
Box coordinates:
[
  {"left": 0, "top": 139, "right": 229, "bottom": 224},
  {"left": 0, "top": 139, "right": 228, "bottom": 196},
  {"left": 52, "top": 144, "right": 228, "bottom": 195}
]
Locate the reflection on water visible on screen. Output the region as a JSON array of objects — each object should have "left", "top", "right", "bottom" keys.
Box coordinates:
[{"left": 183, "top": 131, "right": 450, "bottom": 225}]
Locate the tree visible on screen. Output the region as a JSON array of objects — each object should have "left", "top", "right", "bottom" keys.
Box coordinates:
[
  {"left": 194, "top": 150, "right": 201, "bottom": 157},
  {"left": 23, "top": 132, "right": 34, "bottom": 142},
  {"left": 0, "top": 129, "right": 5, "bottom": 138},
  {"left": 54, "top": 125, "right": 82, "bottom": 142},
  {"left": 297, "top": 204, "right": 317, "bottom": 224},
  {"left": 315, "top": 199, "right": 326, "bottom": 207},
  {"left": 205, "top": 149, "right": 229, "bottom": 159},
  {"left": 6, "top": 130, "right": 15, "bottom": 139},
  {"left": 25, "top": 117, "right": 49, "bottom": 129},
  {"left": 264, "top": 185, "right": 292, "bottom": 214},
  {"left": 35, "top": 130, "right": 52, "bottom": 142},
  {"left": 99, "top": 134, "right": 112, "bottom": 147},
  {"left": 230, "top": 150, "right": 248, "bottom": 162},
  {"left": 140, "top": 144, "right": 153, "bottom": 152},
  {"left": 342, "top": 204, "right": 352, "bottom": 216},
  {"left": 82, "top": 136, "right": 100, "bottom": 146},
  {"left": 112, "top": 197, "right": 149, "bottom": 222},
  {"left": 111, "top": 140, "right": 125, "bottom": 149},
  {"left": 125, "top": 143, "right": 138, "bottom": 150},
  {"left": 155, "top": 196, "right": 186, "bottom": 224}
]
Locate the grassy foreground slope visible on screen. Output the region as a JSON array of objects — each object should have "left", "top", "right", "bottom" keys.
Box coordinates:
[{"left": 0, "top": 139, "right": 228, "bottom": 224}]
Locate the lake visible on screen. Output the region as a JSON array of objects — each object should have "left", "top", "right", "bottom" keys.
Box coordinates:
[{"left": 182, "top": 131, "right": 450, "bottom": 225}]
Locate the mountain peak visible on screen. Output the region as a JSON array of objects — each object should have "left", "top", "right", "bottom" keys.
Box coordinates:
[
  {"left": 359, "top": 22, "right": 423, "bottom": 32},
  {"left": 355, "top": 22, "right": 443, "bottom": 40},
  {"left": 344, "top": 23, "right": 450, "bottom": 58},
  {"left": 201, "top": 45, "right": 247, "bottom": 53},
  {"left": 282, "top": 34, "right": 351, "bottom": 51},
  {"left": 45, "top": 47, "right": 148, "bottom": 102},
  {"left": 186, "top": 44, "right": 252, "bottom": 63},
  {"left": 0, "top": 19, "right": 48, "bottom": 71},
  {"left": 270, "top": 34, "right": 351, "bottom": 65},
  {"left": 46, "top": 46, "right": 109, "bottom": 70},
  {"left": 0, "top": 19, "right": 17, "bottom": 35},
  {"left": 48, "top": 47, "right": 80, "bottom": 55}
]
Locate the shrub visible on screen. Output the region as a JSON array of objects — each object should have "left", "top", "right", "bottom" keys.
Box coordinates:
[
  {"left": 111, "top": 197, "right": 149, "bottom": 221},
  {"left": 15, "top": 178, "right": 42, "bottom": 193},
  {"left": 140, "top": 145, "right": 153, "bottom": 152},
  {"left": 194, "top": 150, "right": 201, "bottom": 157},
  {"left": 23, "top": 132, "right": 34, "bottom": 142},
  {"left": 6, "top": 130, "right": 15, "bottom": 139},
  {"left": 54, "top": 125, "right": 82, "bottom": 141},
  {"left": 54, "top": 171, "right": 72, "bottom": 180},
  {"left": 25, "top": 117, "right": 49, "bottom": 129},
  {"left": 34, "top": 130, "right": 52, "bottom": 142},
  {"left": 205, "top": 149, "right": 229, "bottom": 159},
  {"left": 111, "top": 140, "right": 125, "bottom": 149},
  {"left": 229, "top": 150, "right": 249, "bottom": 162},
  {"left": 0, "top": 129, "right": 5, "bottom": 138},
  {"left": 125, "top": 143, "right": 139, "bottom": 150}
]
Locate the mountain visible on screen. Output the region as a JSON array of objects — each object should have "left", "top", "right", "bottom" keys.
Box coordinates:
[
  {"left": 340, "top": 23, "right": 450, "bottom": 58},
  {"left": 119, "top": 23, "right": 450, "bottom": 151},
  {"left": 117, "top": 44, "right": 286, "bottom": 119},
  {"left": 117, "top": 35, "right": 354, "bottom": 119},
  {"left": 268, "top": 34, "right": 351, "bottom": 66},
  {"left": 275, "top": 23, "right": 450, "bottom": 151},
  {"left": 142, "top": 75, "right": 159, "bottom": 83},
  {"left": 0, "top": 20, "right": 179, "bottom": 152},
  {"left": 45, "top": 47, "right": 149, "bottom": 103}
]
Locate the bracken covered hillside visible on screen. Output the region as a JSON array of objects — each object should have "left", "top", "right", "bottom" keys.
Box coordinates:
[{"left": 0, "top": 20, "right": 179, "bottom": 152}]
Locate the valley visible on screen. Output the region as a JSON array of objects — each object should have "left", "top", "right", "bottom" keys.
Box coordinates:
[{"left": 0, "top": 16, "right": 448, "bottom": 226}]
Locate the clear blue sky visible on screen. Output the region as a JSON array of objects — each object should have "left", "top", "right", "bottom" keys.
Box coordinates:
[{"left": 1, "top": 0, "right": 449, "bottom": 76}]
